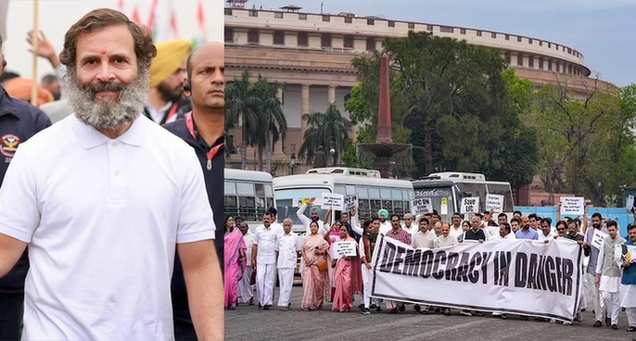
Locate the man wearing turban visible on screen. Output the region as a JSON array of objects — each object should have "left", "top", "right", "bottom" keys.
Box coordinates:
[{"left": 145, "top": 40, "right": 191, "bottom": 124}]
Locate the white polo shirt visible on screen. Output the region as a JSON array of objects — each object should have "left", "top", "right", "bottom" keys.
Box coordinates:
[
  {"left": 0, "top": 114, "right": 215, "bottom": 340},
  {"left": 276, "top": 232, "right": 299, "bottom": 269},
  {"left": 254, "top": 224, "right": 279, "bottom": 265}
]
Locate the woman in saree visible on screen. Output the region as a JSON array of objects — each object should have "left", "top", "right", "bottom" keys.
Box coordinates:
[
  {"left": 324, "top": 220, "right": 342, "bottom": 301},
  {"left": 332, "top": 224, "right": 362, "bottom": 312},
  {"left": 302, "top": 221, "right": 330, "bottom": 310},
  {"left": 224, "top": 216, "right": 246, "bottom": 309}
]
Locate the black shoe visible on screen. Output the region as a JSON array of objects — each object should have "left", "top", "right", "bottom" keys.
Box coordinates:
[
  {"left": 399, "top": 304, "right": 406, "bottom": 312},
  {"left": 361, "top": 308, "right": 371, "bottom": 315},
  {"left": 258, "top": 304, "right": 263, "bottom": 310},
  {"left": 626, "top": 326, "right": 636, "bottom": 332},
  {"left": 606, "top": 317, "right": 611, "bottom": 327},
  {"left": 263, "top": 305, "right": 271, "bottom": 310},
  {"left": 370, "top": 304, "right": 378, "bottom": 310},
  {"left": 611, "top": 324, "right": 618, "bottom": 330},
  {"left": 358, "top": 303, "right": 365, "bottom": 310},
  {"left": 593, "top": 321, "right": 602, "bottom": 328},
  {"left": 414, "top": 304, "right": 421, "bottom": 312}
]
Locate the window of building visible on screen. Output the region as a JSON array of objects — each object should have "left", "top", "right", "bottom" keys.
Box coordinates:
[
  {"left": 299, "top": 13, "right": 307, "bottom": 20},
  {"left": 344, "top": 35, "right": 354, "bottom": 48},
  {"left": 568, "top": 64, "right": 573, "bottom": 74},
  {"left": 366, "top": 37, "right": 375, "bottom": 51},
  {"left": 224, "top": 27, "right": 234, "bottom": 43},
  {"left": 388, "top": 21, "right": 395, "bottom": 27},
  {"left": 517, "top": 54, "right": 523, "bottom": 66},
  {"left": 504, "top": 52, "right": 511, "bottom": 64},
  {"left": 440, "top": 26, "right": 453, "bottom": 33},
  {"left": 273, "top": 31, "right": 285, "bottom": 45},
  {"left": 548, "top": 59, "right": 553, "bottom": 71},
  {"left": 408, "top": 23, "right": 415, "bottom": 29},
  {"left": 321, "top": 34, "right": 332, "bottom": 48},
  {"left": 298, "top": 32, "right": 308, "bottom": 47},
  {"left": 556, "top": 62, "right": 560, "bottom": 72},
  {"left": 548, "top": 42, "right": 551, "bottom": 48},
  {"left": 539, "top": 41, "right": 543, "bottom": 46},
  {"left": 344, "top": 16, "right": 352, "bottom": 24},
  {"left": 528, "top": 38, "right": 533, "bottom": 44},
  {"left": 247, "top": 30, "right": 259, "bottom": 44},
  {"left": 517, "top": 36, "right": 522, "bottom": 42},
  {"left": 224, "top": 8, "right": 232, "bottom": 15},
  {"left": 476, "top": 30, "right": 482, "bottom": 36},
  {"left": 528, "top": 56, "right": 534, "bottom": 68},
  {"left": 567, "top": 47, "right": 572, "bottom": 54},
  {"left": 322, "top": 15, "right": 330, "bottom": 22},
  {"left": 460, "top": 28, "right": 466, "bottom": 34},
  {"left": 539, "top": 58, "right": 544, "bottom": 69},
  {"left": 249, "top": 9, "right": 258, "bottom": 17},
  {"left": 427, "top": 24, "right": 433, "bottom": 31},
  {"left": 505, "top": 34, "right": 510, "bottom": 40},
  {"left": 491, "top": 32, "right": 497, "bottom": 38},
  {"left": 275, "top": 12, "right": 283, "bottom": 19},
  {"left": 367, "top": 18, "right": 375, "bottom": 25}
]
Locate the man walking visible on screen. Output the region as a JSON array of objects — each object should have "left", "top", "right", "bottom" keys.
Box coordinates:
[
  {"left": 253, "top": 212, "right": 279, "bottom": 310},
  {"left": 594, "top": 221, "right": 624, "bottom": 329},
  {"left": 276, "top": 218, "right": 299, "bottom": 310}
]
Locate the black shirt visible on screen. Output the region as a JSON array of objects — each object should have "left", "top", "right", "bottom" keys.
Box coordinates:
[
  {"left": 163, "top": 112, "right": 224, "bottom": 323},
  {"left": 464, "top": 228, "right": 486, "bottom": 241},
  {"left": 0, "top": 87, "right": 51, "bottom": 293}
]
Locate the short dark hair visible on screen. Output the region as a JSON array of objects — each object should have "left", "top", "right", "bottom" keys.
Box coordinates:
[
  {"left": 498, "top": 213, "right": 507, "bottom": 219},
  {"left": 628, "top": 224, "right": 636, "bottom": 231},
  {"left": 540, "top": 218, "right": 551, "bottom": 225},
  {"left": 556, "top": 220, "right": 567, "bottom": 229},
  {"left": 390, "top": 214, "right": 401, "bottom": 221},
  {"left": 452, "top": 212, "right": 462, "bottom": 218},
  {"left": 60, "top": 8, "right": 156, "bottom": 72},
  {"left": 592, "top": 212, "right": 602, "bottom": 220},
  {"left": 510, "top": 218, "right": 521, "bottom": 225},
  {"left": 607, "top": 220, "right": 618, "bottom": 229},
  {"left": 40, "top": 73, "right": 58, "bottom": 85},
  {"left": 500, "top": 222, "right": 511, "bottom": 233},
  {"left": 419, "top": 217, "right": 430, "bottom": 225},
  {"left": 266, "top": 207, "right": 277, "bottom": 216},
  {"left": 513, "top": 210, "right": 522, "bottom": 216},
  {"left": 528, "top": 213, "right": 537, "bottom": 220}
]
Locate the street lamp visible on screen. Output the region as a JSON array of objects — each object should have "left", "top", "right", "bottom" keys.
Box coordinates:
[{"left": 289, "top": 153, "right": 297, "bottom": 175}]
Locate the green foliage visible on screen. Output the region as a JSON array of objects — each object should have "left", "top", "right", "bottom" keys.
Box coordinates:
[{"left": 298, "top": 104, "right": 352, "bottom": 167}]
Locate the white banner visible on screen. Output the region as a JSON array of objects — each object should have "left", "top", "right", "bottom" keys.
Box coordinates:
[
  {"left": 486, "top": 194, "right": 504, "bottom": 212},
  {"left": 411, "top": 197, "right": 433, "bottom": 215},
  {"left": 332, "top": 240, "right": 357, "bottom": 259},
  {"left": 461, "top": 197, "right": 480, "bottom": 214},
  {"left": 560, "top": 197, "right": 585, "bottom": 216},
  {"left": 321, "top": 193, "right": 344, "bottom": 211},
  {"left": 371, "top": 235, "right": 583, "bottom": 322}
]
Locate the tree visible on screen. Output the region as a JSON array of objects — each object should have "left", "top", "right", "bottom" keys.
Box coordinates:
[
  {"left": 298, "top": 104, "right": 352, "bottom": 167},
  {"left": 225, "top": 71, "right": 287, "bottom": 171}
]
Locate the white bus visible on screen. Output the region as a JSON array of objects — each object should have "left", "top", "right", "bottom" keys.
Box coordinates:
[
  {"left": 224, "top": 168, "right": 274, "bottom": 228},
  {"left": 273, "top": 167, "right": 414, "bottom": 233},
  {"left": 411, "top": 172, "right": 514, "bottom": 222}
]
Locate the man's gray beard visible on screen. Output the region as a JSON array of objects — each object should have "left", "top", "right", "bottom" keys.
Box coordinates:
[{"left": 64, "top": 71, "right": 148, "bottom": 131}]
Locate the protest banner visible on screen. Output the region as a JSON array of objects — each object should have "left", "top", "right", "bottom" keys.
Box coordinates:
[
  {"left": 344, "top": 195, "right": 358, "bottom": 213},
  {"left": 560, "top": 197, "right": 585, "bottom": 216},
  {"left": 591, "top": 229, "right": 609, "bottom": 250},
  {"left": 461, "top": 197, "right": 480, "bottom": 214},
  {"left": 627, "top": 195, "right": 635, "bottom": 212},
  {"left": 331, "top": 240, "right": 357, "bottom": 259},
  {"left": 411, "top": 197, "right": 433, "bottom": 215},
  {"left": 321, "top": 193, "right": 344, "bottom": 211},
  {"left": 485, "top": 194, "right": 504, "bottom": 212},
  {"left": 371, "top": 235, "right": 582, "bottom": 321}
]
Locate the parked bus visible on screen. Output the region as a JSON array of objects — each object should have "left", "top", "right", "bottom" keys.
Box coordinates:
[
  {"left": 411, "top": 172, "right": 514, "bottom": 222},
  {"left": 273, "top": 167, "right": 414, "bottom": 234},
  {"left": 224, "top": 168, "right": 274, "bottom": 229}
]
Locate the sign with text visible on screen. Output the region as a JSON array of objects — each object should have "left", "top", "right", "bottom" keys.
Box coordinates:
[
  {"left": 485, "top": 194, "right": 504, "bottom": 212},
  {"left": 371, "top": 235, "right": 583, "bottom": 322},
  {"left": 627, "top": 245, "right": 636, "bottom": 264},
  {"left": 411, "top": 197, "right": 433, "bottom": 215},
  {"left": 461, "top": 197, "right": 480, "bottom": 214},
  {"left": 321, "top": 193, "right": 344, "bottom": 211},
  {"left": 344, "top": 195, "right": 358, "bottom": 212},
  {"left": 560, "top": 197, "right": 585, "bottom": 216},
  {"left": 332, "top": 240, "right": 357, "bottom": 259},
  {"left": 591, "top": 229, "right": 609, "bottom": 250}
]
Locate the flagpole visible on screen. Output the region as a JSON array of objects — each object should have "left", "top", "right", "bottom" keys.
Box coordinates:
[{"left": 31, "top": 0, "right": 40, "bottom": 106}]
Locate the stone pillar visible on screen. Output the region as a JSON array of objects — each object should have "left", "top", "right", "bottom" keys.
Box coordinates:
[
  {"left": 328, "top": 84, "right": 336, "bottom": 105},
  {"left": 301, "top": 83, "right": 310, "bottom": 132}
]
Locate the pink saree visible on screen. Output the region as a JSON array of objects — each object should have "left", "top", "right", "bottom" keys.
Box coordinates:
[
  {"left": 224, "top": 228, "right": 246, "bottom": 309},
  {"left": 302, "top": 234, "right": 329, "bottom": 310},
  {"left": 331, "top": 237, "right": 362, "bottom": 312}
]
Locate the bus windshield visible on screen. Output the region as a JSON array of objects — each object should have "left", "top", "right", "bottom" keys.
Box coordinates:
[
  {"left": 413, "top": 187, "right": 456, "bottom": 222},
  {"left": 274, "top": 187, "right": 331, "bottom": 226}
]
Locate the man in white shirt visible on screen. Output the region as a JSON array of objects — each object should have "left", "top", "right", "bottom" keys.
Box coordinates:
[
  {"left": 296, "top": 203, "right": 326, "bottom": 236},
  {"left": 434, "top": 223, "right": 458, "bottom": 248},
  {"left": 449, "top": 213, "right": 464, "bottom": 242},
  {"left": 412, "top": 218, "right": 435, "bottom": 249},
  {"left": 238, "top": 222, "right": 256, "bottom": 305},
  {"left": 276, "top": 218, "right": 299, "bottom": 310},
  {"left": 268, "top": 207, "right": 283, "bottom": 234},
  {"left": 538, "top": 218, "right": 556, "bottom": 241},
  {"left": 402, "top": 213, "right": 418, "bottom": 235},
  {"left": 253, "top": 212, "right": 279, "bottom": 310},
  {"left": 499, "top": 222, "right": 516, "bottom": 240},
  {"left": 378, "top": 209, "right": 392, "bottom": 235},
  {"left": 594, "top": 221, "right": 625, "bottom": 329},
  {"left": 0, "top": 9, "right": 222, "bottom": 340}
]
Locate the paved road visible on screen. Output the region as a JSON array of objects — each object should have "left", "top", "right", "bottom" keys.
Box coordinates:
[{"left": 226, "top": 285, "right": 635, "bottom": 341}]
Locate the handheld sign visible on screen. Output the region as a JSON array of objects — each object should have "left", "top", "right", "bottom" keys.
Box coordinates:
[
  {"left": 461, "top": 197, "right": 480, "bottom": 214},
  {"left": 591, "top": 229, "right": 609, "bottom": 250},
  {"left": 332, "top": 240, "right": 357, "bottom": 259},
  {"left": 344, "top": 195, "right": 358, "bottom": 213},
  {"left": 627, "top": 195, "right": 635, "bottom": 212},
  {"left": 411, "top": 197, "right": 433, "bottom": 215},
  {"left": 627, "top": 245, "right": 636, "bottom": 264},
  {"left": 560, "top": 197, "right": 585, "bottom": 216},
  {"left": 321, "top": 193, "right": 344, "bottom": 211},
  {"left": 485, "top": 194, "right": 504, "bottom": 212}
]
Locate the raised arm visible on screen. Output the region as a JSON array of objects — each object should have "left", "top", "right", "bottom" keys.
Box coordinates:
[
  {"left": 0, "top": 234, "right": 27, "bottom": 278},
  {"left": 296, "top": 205, "right": 311, "bottom": 227},
  {"left": 350, "top": 209, "right": 363, "bottom": 236}
]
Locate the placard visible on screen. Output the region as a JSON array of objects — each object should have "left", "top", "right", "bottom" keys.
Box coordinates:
[
  {"left": 344, "top": 195, "right": 358, "bottom": 212},
  {"left": 627, "top": 245, "right": 636, "bottom": 264},
  {"left": 560, "top": 197, "right": 585, "bottom": 216},
  {"left": 627, "top": 195, "right": 635, "bottom": 212},
  {"left": 485, "top": 194, "right": 504, "bottom": 212},
  {"left": 440, "top": 197, "right": 449, "bottom": 215},
  {"left": 591, "top": 229, "right": 609, "bottom": 250},
  {"left": 332, "top": 240, "right": 357, "bottom": 258},
  {"left": 321, "top": 193, "right": 344, "bottom": 211},
  {"left": 461, "top": 197, "right": 480, "bottom": 214},
  {"left": 411, "top": 197, "right": 433, "bottom": 215}
]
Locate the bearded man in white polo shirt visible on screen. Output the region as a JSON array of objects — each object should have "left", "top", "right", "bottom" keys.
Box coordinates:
[{"left": 0, "top": 9, "right": 222, "bottom": 340}]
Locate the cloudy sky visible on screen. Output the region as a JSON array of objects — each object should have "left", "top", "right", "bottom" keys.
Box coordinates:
[{"left": 250, "top": 0, "right": 635, "bottom": 87}]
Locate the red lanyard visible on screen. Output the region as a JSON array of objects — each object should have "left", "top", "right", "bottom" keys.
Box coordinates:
[
  {"left": 164, "top": 103, "right": 178, "bottom": 123},
  {"left": 185, "top": 112, "right": 224, "bottom": 170}
]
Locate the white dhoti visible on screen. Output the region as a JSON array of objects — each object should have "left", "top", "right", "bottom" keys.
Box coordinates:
[
  {"left": 361, "top": 264, "right": 373, "bottom": 309},
  {"left": 277, "top": 267, "right": 295, "bottom": 307},
  {"left": 256, "top": 263, "right": 276, "bottom": 306},
  {"left": 239, "top": 266, "right": 254, "bottom": 303},
  {"left": 584, "top": 273, "right": 602, "bottom": 321}
]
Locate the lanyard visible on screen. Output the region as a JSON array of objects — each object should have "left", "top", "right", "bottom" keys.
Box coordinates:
[{"left": 185, "top": 112, "right": 224, "bottom": 170}]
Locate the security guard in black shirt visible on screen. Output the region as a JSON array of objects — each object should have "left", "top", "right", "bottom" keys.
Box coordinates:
[
  {"left": 0, "top": 35, "right": 52, "bottom": 340},
  {"left": 164, "top": 42, "right": 224, "bottom": 340}
]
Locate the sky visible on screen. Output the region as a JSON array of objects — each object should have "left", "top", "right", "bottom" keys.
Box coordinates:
[
  {"left": 2, "top": 0, "right": 223, "bottom": 80},
  {"left": 248, "top": 0, "right": 635, "bottom": 87}
]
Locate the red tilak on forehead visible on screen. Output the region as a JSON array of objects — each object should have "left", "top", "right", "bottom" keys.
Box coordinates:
[{"left": 100, "top": 49, "right": 108, "bottom": 55}]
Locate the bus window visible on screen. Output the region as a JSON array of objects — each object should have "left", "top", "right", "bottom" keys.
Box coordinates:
[
  {"left": 266, "top": 197, "right": 274, "bottom": 210},
  {"left": 225, "top": 181, "right": 236, "bottom": 196},
  {"left": 334, "top": 185, "right": 346, "bottom": 195},
  {"left": 358, "top": 199, "right": 370, "bottom": 219},
  {"left": 346, "top": 185, "right": 356, "bottom": 195},
  {"left": 224, "top": 195, "right": 238, "bottom": 217},
  {"left": 369, "top": 187, "right": 380, "bottom": 200},
  {"left": 265, "top": 184, "right": 273, "bottom": 197},
  {"left": 237, "top": 182, "right": 255, "bottom": 196},
  {"left": 274, "top": 187, "right": 331, "bottom": 226},
  {"left": 356, "top": 186, "right": 369, "bottom": 199},
  {"left": 370, "top": 199, "right": 382, "bottom": 213},
  {"left": 457, "top": 183, "right": 487, "bottom": 211},
  {"left": 381, "top": 199, "right": 392, "bottom": 211},
  {"left": 487, "top": 183, "right": 514, "bottom": 212},
  {"left": 394, "top": 200, "right": 404, "bottom": 216},
  {"left": 238, "top": 196, "right": 256, "bottom": 221}
]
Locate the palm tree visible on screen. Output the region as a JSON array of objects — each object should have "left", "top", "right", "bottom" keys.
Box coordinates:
[
  {"left": 299, "top": 104, "right": 351, "bottom": 167},
  {"left": 225, "top": 71, "right": 287, "bottom": 171}
]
